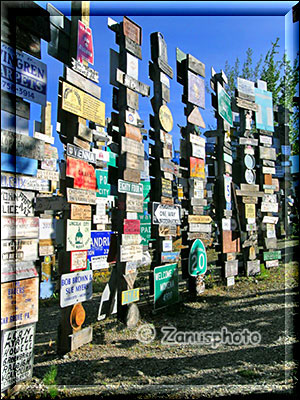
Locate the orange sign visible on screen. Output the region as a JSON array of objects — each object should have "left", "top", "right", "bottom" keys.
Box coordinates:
[
  {"left": 66, "top": 156, "right": 96, "bottom": 191},
  {"left": 190, "top": 157, "right": 205, "bottom": 179}
]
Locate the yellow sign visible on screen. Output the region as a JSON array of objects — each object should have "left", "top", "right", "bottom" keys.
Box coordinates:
[
  {"left": 159, "top": 105, "right": 173, "bottom": 132},
  {"left": 245, "top": 203, "right": 256, "bottom": 219},
  {"left": 62, "top": 81, "right": 105, "bottom": 126}
]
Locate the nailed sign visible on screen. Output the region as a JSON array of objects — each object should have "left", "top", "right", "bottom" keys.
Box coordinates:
[
  {"left": 118, "top": 179, "right": 143, "bottom": 196},
  {"left": 1, "top": 278, "right": 39, "bottom": 330},
  {"left": 255, "top": 87, "right": 274, "bottom": 132},
  {"left": 188, "top": 71, "right": 205, "bottom": 109},
  {"left": 77, "top": 20, "right": 94, "bottom": 64},
  {"left": 190, "top": 157, "right": 205, "bottom": 179},
  {"left": 152, "top": 203, "right": 181, "bottom": 225},
  {"left": 189, "top": 239, "right": 207, "bottom": 276},
  {"left": 66, "top": 156, "right": 96, "bottom": 190},
  {"left": 120, "top": 245, "right": 143, "bottom": 262},
  {"left": 1, "top": 43, "right": 47, "bottom": 106},
  {"left": 123, "top": 16, "right": 141, "bottom": 45},
  {"left": 60, "top": 270, "right": 93, "bottom": 308},
  {"left": 71, "top": 250, "right": 87, "bottom": 271},
  {"left": 217, "top": 82, "right": 233, "bottom": 126},
  {"left": 124, "top": 219, "right": 140, "bottom": 235},
  {"left": 1, "top": 217, "right": 39, "bottom": 240},
  {"left": 61, "top": 81, "right": 105, "bottom": 126},
  {"left": 67, "top": 144, "right": 96, "bottom": 164},
  {"left": 1, "top": 189, "right": 34, "bottom": 217},
  {"left": 66, "top": 219, "right": 91, "bottom": 251},
  {"left": 121, "top": 136, "right": 144, "bottom": 157},
  {"left": 1, "top": 323, "right": 36, "bottom": 391},
  {"left": 66, "top": 188, "right": 96, "bottom": 205},
  {"left": 95, "top": 170, "right": 111, "bottom": 198},
  {"left": 159, "top": 105, "right": 173, "bottom": 132},
  {"left": 154, "top": 264, "right": 179, "bottom": 310},
  {"left": 1, "top": 131, "right": 45, "bottom": 160},
  {"left": 1, "top": 173, "right": 50, "bottom": 192},
  {"left": 87, "top": 231, "right": 111, "bottom": 269}
]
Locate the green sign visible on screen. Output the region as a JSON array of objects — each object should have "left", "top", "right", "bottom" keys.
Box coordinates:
[
  {"left": 95, "top": 170, "right": 110, "bottom": 197},
  {"left": 138, "top": 205, "right": 151, "bottom": 245},
  {"left": 188, "top": 239, "right": 207, "bottom": 276},
  {"left": 154, "top": 264, "right": 179, "bottom": 310},
  {"left": 107, "top": 150, "right": 117, "bottom": 167},
  {"left": 118, "top": 179, "right": 143, "bottom": 196},
  {"left": 263, "top": 251, "right": 281, "bottom": 261},
  {"left": 217, "top": 82, "right": 233, "bottom": 127},
  {"left": 142, "top": 181, "right": 151, "bottom": 203}
]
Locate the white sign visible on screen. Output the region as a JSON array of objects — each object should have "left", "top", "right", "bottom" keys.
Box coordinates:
[
  {"left": 237, "top": 77, "right": 255, "bottom": 96},
  {"left": 260, "top": 135, "right": 272, "bottom": 145},
  {"left": 189, "top": 223, "right": 212, "bottom": 233},
  {"left": 224, "top": 175, "right": 232, "bottom": 203},
  {"left": 190, "top": 134, "right": 206, "bottom": 147},
  {"left": 1, "top": 173, "right": 51, "bottom": 192},
  {"left": 39, "top": 218, "right": 56, "bottom": 240},
  {"left": 60, "top": 270, "right": 93, "bottom": 307},
  {"left": 262, "top": 216, "right": 278, "bottom": 224},
  {"left": 152, "top": 203, "right": 181, "bottom": 225},
  {"left": 92, "top": 148, "right": 110, "bottom": 162},
  {"left": 120, "top": 245, "right": 143, "bottom": 262},
  {"left": 222, "top": 218, "right": 231, "bottom": 231},
  {"left": 122, "top": 234, "right": 142, "bottom": 246},
  {"left": 1, "top": 189, "right": 35, "bottom": 217},
  {"left": 162, "top": 240, "right": 173, "bottom": 252},
  {"left": 127, "top": 52, "right": 139, "bottom": 80},
  {"left": 1, "top": 216, "right": 39, "bottom": 239},
  {"left": 261, "top": 202, "right": 278, "bottom": 212},
  {"left": 66, "top": 220, "right": 91, "bottom": 251},
  {"left": 191, "top": 143, "right": 205, "bottom": 159},
  {"left": 91, "top": 255, "right": 109, "bottom": 270},
  {"left": 1, "top": 239, "right": 38, "bottom": 265}
]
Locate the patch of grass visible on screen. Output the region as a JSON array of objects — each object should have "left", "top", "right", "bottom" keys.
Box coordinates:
[
  {"left": 42, "top": 365, "right": 58, "bottom": 398},
  {"left": 256, "top": 264, "right": 270, "bottom": 281},
  {"left": 237, "top": 368, "right": 260, "bottom": 379}
]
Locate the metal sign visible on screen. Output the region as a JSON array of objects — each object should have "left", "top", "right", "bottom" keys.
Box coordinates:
[
  {"left": 159, "top": 105, "right": 173, "bottom": 132},
  {"left": 120, "top": 245, "right": 143, "bottom": 262},
  {"left": 118, "top": 179, "right": 143, "bottom": 196},
  {"left": 154, "top": 264, "right": 179, "bottom": 310},
  {"left": 67, "top": 143, "right": 96, "bottom": 164},
  {"left": 224, "top": 175, "right": 232, "bottom": 203},
  {"left": 188, "top": 239, "right": 207, "bottom": 276},
  {"left": 60, "top": 270, "right": 93, "bottom": 308},
  {"left": 66, "top": 157, "right": 96, "bottom": 191},
  {"left": 87, "top": 231, "right": 111, "bottom": 269},
  {"left": 1, "top": 43, "right": 47, "bottom": 106},
  {"left": 71, "top": 57, "right": 99, "bottom": 83},
  {"left": 61, "top": 81, "right": 105, "bottom": 126},
  {"left": 188, "top": 108, "right": 206, "bottom": 128},
  {"left": 124, "top": 219, "right": 140, "bottom": 235},
  {"left": 188, "top": 71, "right": 205, "bottom": 109},
  {"left": 255, "top": 87, "right": 274, "bottom": 132},
  {"left": 217, "top": 82, "right": 233, "bottom": 126},
  {"left": 1, "top": 278, "right": 39, "bottom": 330},
  {"left": 190, "top": 157, "right": 205, "bottom": 179},
  {"left": 66, "top": 219, "right": 91, "bottom": 251},
  {"left": 237, "top": 77, "right": 255, "bottom": 97},
  {"left": 77, "top": 20, "right": 94, "bottom": 64},
  {"left": 152, "top": 203, "right": 181, "bottom": 225},
  {"left": 95, "top": 170, "right": 111, "bottom": 198},
  {"left": 121, "top": 288, "right": 140, "bottom": 305},
  {"left": 1, "top": 323, "right": 36, "bottom": 391}
]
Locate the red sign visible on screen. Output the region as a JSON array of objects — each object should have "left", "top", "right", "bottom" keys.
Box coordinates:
[
  {"left": 66, "top": 156, "right": 96, "bottom": 191},
  {"left": 190, "top": 157, "right": 205, "bottom": 179},
  {"left": 77, "top": 20, "right": 94, "bottom": 65},
  {"left": 124, "top": 219, "right": 140, "bottom": 235}
]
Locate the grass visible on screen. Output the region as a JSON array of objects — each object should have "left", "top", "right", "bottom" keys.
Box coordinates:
[
  {"left": 237, "top": 368, "right": 260, "bottom": 379},
  {"left": 42, "top": 365, "right": 58, "bottom": 399}
]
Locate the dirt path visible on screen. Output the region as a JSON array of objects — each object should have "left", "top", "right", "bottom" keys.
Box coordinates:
[{"left": 8, "top": 261, "right": 299, "bottom": 399}]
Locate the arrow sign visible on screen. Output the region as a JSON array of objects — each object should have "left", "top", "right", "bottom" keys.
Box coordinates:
[
  {"left": 188, "top": 239, "right": 207, "bottom": 277},
  {"left": 152, "top": 202, "right": 181, "bottom": 225}
]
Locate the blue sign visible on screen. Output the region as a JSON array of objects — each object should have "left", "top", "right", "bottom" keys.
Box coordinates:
[
  {"left": 87, "top": 231, "right": 111, "bottom": 266},
  {"left": 1, "top": 42, "right": 47, "bottom": 106},
  {"left": 1, "top": 153, "right": 38, "bottom": 175},
  {"left": 254, "top": 87, "right": 274, "bottom": 132}
]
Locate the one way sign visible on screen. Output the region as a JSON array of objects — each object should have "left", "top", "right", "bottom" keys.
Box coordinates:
[{"left": 152, "top": 202, "right": 181, "bottom": 225}]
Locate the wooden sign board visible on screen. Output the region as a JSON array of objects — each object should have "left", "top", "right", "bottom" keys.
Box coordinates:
[
  {"left": 1, "top": 130, "right": 45, "bottom": 160},
  {"left": 262, "top": 166, "right": 276, "bottom": 175},
  {"left": 121, "top": 136, "right": 144, "bottom": 157},
  {"left": 158, "top": 224, "right": 177, "bottom": 237},
  {"left": 121, "top": 153, "right": 144, "bottom": 171},
  {"left": 67, "top": 143, "right": 96, "bottom": 164},
  {"left": 122, "top": 234, "right": 142, "bottom": 246},
  {"left": 66, "top": 219, "right": 91, "bottom": 251},
  {"left": 123, "top": 16, "right": 142, "bottom": 45},
  {"left": 71, "top": 58, "right": 99, "bottom": 83},
  {"left": 1, "top": 173, "right": 50, "bottom": 192},
  {"left": 61, "top": 81, "right": 105, "bottom": 126},
  {"left": 71, "top": 204, "right": 92, "bottom": 220},
  {"left": 1, "top": 277, "right": 39, "bottom": 330},
  {"left": 116, "top": 69, "right": 150, "bottom": 97},
  {"left": 73, "top": 136, "right": 90, "bottom": 150},
  {"left": 245, "top": 204, "right": 256, "bottom": 219},
  {"left": 222, "top": 231, "right": 240, "bottom": 254},
  {"left": 1, "top": 189, "right": 34, "bottom": 217},
  {"left": 1, "top": 239, "right": 38, "bottom": 265},
  {"left": 123, "top": 194, "right": 144, "bottom": 212},
  {"left": 65, "top": 66, "right": 101, "bottom": 98},
  {"left": 188, "top": 71, "right": 205, "bottom": 109},
  {"left": 123, "top": 168, "right": 140, "bottom": 183},
  {"left": 189, "top": 223, "right": 212, "bottom": 233},
  {"left": 236, "top": 97, "right": 258, "bottom": 111},
  {"left": 124, "top": 123, "right": 142, "bottom": 142},
  {"left": 60, "top": 270, "right": 93, "bottom": 308},
  {"left": 261, "top": 202, "right": 278, "bottom": 212},
  {"left": 187, "top": 53, "right": 205, "bottom": 77},
  {"left": 239, "top": 137, "right": 258, "bottom": 146},
  {"left": 161, "top": 178, "right": 172, "bottom": 198},
  {"left": 1, "top": 261, "right": 38, "bottom": 284},
  {"left": 1, "top": 323, "right": 36, "bottom": 391},
  {"left": 246, "top": 260, "right": 260, "bottom": 276},
  {"left": 224, "top": 260, "right": 238, "bottom": 277},
  {"left": 36, "top": 169, "right": 59, "bottom": 181},
  {"left": 190, "top": 134, "right": 206, "bottom": 147},
  {"left": 260, "top": 135, "right": 272, "bottom": 145},
  {"left": 120, "top": 245, "right": 143, "bottom": 262},
  {"left": 265, "top": 259, "right": 279, "bottom": 268},
  {"left": 262, "top": 216, "right": 278, "bottom": 224},
  {"left": 1, "top": 216, "right": 39, "bottom": 240},
  {"left": 188, "top": 215, "right": 211, "bottom": 224},
  {"left": 259, "top": 146, "right": 276, "bottom": 160}
]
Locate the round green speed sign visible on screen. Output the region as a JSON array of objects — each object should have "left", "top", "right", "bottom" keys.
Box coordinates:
[{"left": 188, "top": 239, "right": 207, "bottom": 276}]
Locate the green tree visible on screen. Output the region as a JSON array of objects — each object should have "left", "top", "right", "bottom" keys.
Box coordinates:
[{"left": 223, "top": 37, "right": 299, "bottom": 154}]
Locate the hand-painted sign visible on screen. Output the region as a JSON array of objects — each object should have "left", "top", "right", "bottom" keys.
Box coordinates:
[
  {"left": 1, "top": 323, "right": 35, "bottom": 391},
  {"left": 2, "top": 131, "right": 45, "bottom": 160},
  {"left": 1, "top": 189, "right": 34, "bottom": 217},
  {"left": 1, "top": 43, "right": 47, "bottom": 105},
  {"left": 60, "top": 270, "right": 93, "bottom": 308},
  {"left": 152, "top": 203, "right": 181, "bottom": 225},
  {"left": 124, "top": 219, "right": 140, "bottom": 234},
  {"left": 77, "top": 20, "right": 94, "bottom": 64},
  {"left": 121, "top": 288, "right": 140, "bottom": 305},
  {"left": 217, "top": 82, "right": 233, "bottom": 126},
  {"left": 71, "top": 250, "right": 88, "bottom": 271},
  {"left": 154, "top": 264, "right": 179, "bottom": 310},
  {"left": 66, "top": 156, "right": 96, "bottom": 190},
  {"left": 61, "top": 81, "right": 105, "bottom": 126},
  {"left": 188, "top": 239, "right": 207, "bottom": 276},
  {"left": 255, "top": 87, "right": 274, "bottom": 132},
  {"left": 39, "top": 218, "right": 56, "bottom": 240},
  {"left": 1, "top": 239, "right": 38, "bottom": 265},
  {"left": 1, "top": 261, "right": 38, "bottom": 283},
  {"left": 159, "top": 105, "right": 173, "bottom": 132},
  {"left": 66, "top": 219, "right": 91, "bottom": 251},
  {"left": 66, "top": 187, "right": 96, "bottom": 204},
  {"left": 1, "top": 216, "right": 39, "bottom": 239},
  {"left": 1, "top": 277, "right": 39, "bottom": 330},
  {"left": 123, "top": 16, "right": 142, "bottom": 45},
  {"left": 71, "top": 204, "right": 92, "bottom": 220},
  {"left": 188, "top": 71, "right": 205, "bottom": 109},
  {"left": 120, "top": 245, "right": 143, "bottom": 262},
  {"left": 87, "top": 231, "right": 111, "bottom": 269}
]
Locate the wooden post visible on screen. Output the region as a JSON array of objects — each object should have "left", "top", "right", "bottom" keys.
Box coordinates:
[
  {"left": 176, "top": 48, "right": 210, "bottom": 294},
  {"left": 108, "top": 16, "right": 150, "bottom": 326}
]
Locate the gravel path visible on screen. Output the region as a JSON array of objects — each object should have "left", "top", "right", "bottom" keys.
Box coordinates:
[{"left": 6, "top": 261, "right": 299, "bottom": 399}]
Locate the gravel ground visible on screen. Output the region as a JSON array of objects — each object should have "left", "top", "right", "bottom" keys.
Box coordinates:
[{"left": 4, "top": 260, "right": 299, "bottom": 399}]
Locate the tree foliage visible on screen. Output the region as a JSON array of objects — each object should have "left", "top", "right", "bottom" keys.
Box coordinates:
[{"left": 223, "top": 37, "right": 299, "bottom": 154}]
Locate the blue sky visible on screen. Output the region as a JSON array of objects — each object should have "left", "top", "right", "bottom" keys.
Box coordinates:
[{"left": 32, "top": 1, "right": 297, "bottom": 160}]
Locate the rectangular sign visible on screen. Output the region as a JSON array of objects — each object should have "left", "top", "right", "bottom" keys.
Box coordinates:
[
  {"left": 36, "top": 169, "right": 59, "bottom": 181},
  {"left": 87, "top": 230, "right": 111, "bottom": 268},
  {"left": 190, "top": 157, "right": 205, "bottom": 179},
  {"left": 66, "top": 219, "right": 91, "bottom": 251},
  {"left": 1, "top": 278, "right": 39, "bottom": 330},
  {"left": 1, "top": 261, "right": 38, "bottom": 283},
  {"left": 70, "top": 204, "right": 92, "bottom": 220},
  {"left": 67, "top": 143, "right": 96, "bottom": 164},
  {"left": 124, "top": 219, "right": 140, "bottom": 235},
  {"left": 61, "top": 81, "right": 105, "bottom": 126},
  {"left": 77, "top": 20, "right": 94, "bottom": 64},
  {"left": 245, "top": 204, "right": 256, "bottom": 219},
  {"left": 118, "top": 179, "right": 143, "bottom": 196},
  {"left": 191, "top": 143, "right": 205, "bottom": 159},
  {"left": 122, "top": 234, "right": 142, "bottom": 246},
  {"left": 66, "top": 187, "right": 96, "bottom": 205},
  {"left": 1, "top": 239, "right": 38, "bottom": 266},
  {"left": 121, "top": 288, "right": 140, "bottom": 305},
  {"left": 1, "top": 216, "right": 39, "bottom": 239},
  {"left": 217, "top": 82, "right": 233, "bottom": 126},
  {"left": 154, "top": 264, "right": 179, "bottom": 310},
  {"left": 1, "top": 189, "right": 34, "bottom": 217},
  {"left": 261, "top": 202, "right": 278, "bottom": 212},
  {"left": 1, "top": 323, "right": 36, "bottom": 391},
  {"left": 71, "top": 250, "right": 87, "bottom": 271},
  {"left": 60, "top": 270, "right": 93, "bottom": 308},
  {"left": 152, "top": 203, "right": 181, "bottom": 225},
  {"left": 1, "top": 173, "right": 50, "bottom": 192},
  {"left": 188, "top": 70, "right": 205, "bottom": 108},
  {"left": 189, "top": 223, "right": 212, "bottom": 233},
  {"left": 116, "top": 68, "right": 150, "bottom": 97},
  {"left": 66, "top": 156, "right": 96, "bottom": 190},
  {"left": 255, "top": 87, "right": 274, "bottom": 132},
  {"left": 95, "top": 170, "right": 110, "bottom": 198},
  {"left": 122, "top": 153, "right": 144, "bottom": 171},
  {"left": 2, "top": 130, "right": 45, "bottom": 160},
  {"left": 120, "top": 245, "right": 143, "bottom": 262},
  {"left": 121, "top": 136, "right": 144, "bottom": 157},
  {"left": 39, "top": 218, "right": 56, "bottom": 240},
  {"left": 1, "top": 42, "right": 47, "bottom": 105}
]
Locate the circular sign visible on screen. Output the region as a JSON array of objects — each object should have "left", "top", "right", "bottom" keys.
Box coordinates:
[
  {"left": 159, "top": 105, "right": 173, "bottom": 132},
  {"left": 244, "top": 154, "right": 255, "bottom": 170},
  {"left": 245, "top": 169, "right": 256, "bottom": 184},
  {"left": 188, "top": 239, "right": 207, "bottom": 277},
  {"left": 70, "top": 303, "right": 86, "bottom": 331}
]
